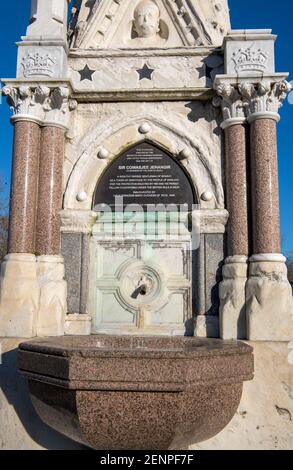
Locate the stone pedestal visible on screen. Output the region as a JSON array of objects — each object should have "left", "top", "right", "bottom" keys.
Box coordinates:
[
  {"left": 219, "top": 256, "right": 248, "bottom": 340},
  {"left": 194, "top": 315, "right": 219, "bottom": 338},
  {"left": 0, "top": 254, "right": 39, "bottom": 337},
  {"left": 36, "top": 255, "right": 67, "bottom": 337},
  {"left": 64, "top": 314, "right": 92, "bottom": 336},
  {"left": 246, "top": 254, "right": 293, "bottom": 341}
]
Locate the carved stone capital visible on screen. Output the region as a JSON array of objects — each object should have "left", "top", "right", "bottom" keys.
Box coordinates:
[
  {"left": 239, "top": 80, "right": 291, "bottom": 122},
  {"left": 2, "top": 85, "right": 50, "bottom": 124},
  {"left": 214, "top": 82, "right": 245, "bottom": 128},
  {"left": 214, "top": 78, "right": 291, "bottom": 126},
  {"left": 43, "top": 86, "right": 77, "bottom": 129},
  {"left": 2, "top": 84, "right": 77, "bottom": 129}
]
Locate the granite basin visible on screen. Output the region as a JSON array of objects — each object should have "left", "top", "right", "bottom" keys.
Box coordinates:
[{"left": 18, "top": 335, "right": 254, "bottom": 450}]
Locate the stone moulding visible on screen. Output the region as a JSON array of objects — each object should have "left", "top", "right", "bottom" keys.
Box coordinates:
[
  {"left": 60, "top": 209, "right": 228, "bottom": 235},
  {"left": 69, "top": 46, "right": 222, "bottom": 58},
  {"left": 60, "top": 210, "right": 97, "bottom": 234},
  {"left": 63, "top": 115, "right": 224, "bottom": 211},
  {"left": 71, "top": 88, "right": 214, "bottom": 103},
  {"left": 18, "top": 335, "right": 253, "bottom": 450}
]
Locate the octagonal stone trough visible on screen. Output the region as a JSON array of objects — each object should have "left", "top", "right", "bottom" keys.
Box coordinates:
[{"left": 18, "top": 336, "right": 253, "bottom": 450}]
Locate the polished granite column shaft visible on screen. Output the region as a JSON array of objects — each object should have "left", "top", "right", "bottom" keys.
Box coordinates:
[
  {"left": 224, "top": 123, "right": 249, "bottom": 257},
  {"left": 8, "top": 120, "right": 41, "bottom": 254},
  {"left": 36, "top": 126, "right": 65, "bottom": 256},
  {"left": 249, "top": 118, "right": 281, "bottom": 254},
  {"left": 219, "top": 120, "right": 249, "bottom": 340}
]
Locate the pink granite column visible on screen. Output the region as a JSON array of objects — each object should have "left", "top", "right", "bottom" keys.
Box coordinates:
[
  {"left": 8, "top": 120, "right": 41, "bottom": 254},
  {"left": 36, "top": 125, "right": 65, "bottom": 256},
  {"left": 224, "top": 122, "right": 249, "bottom": 257},
  {"left": 249, "top": 117, "right": 281, "bottom": 254}
]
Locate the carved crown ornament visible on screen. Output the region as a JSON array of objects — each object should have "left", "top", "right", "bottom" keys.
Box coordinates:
[
  {"left": 21, "top": 52, "right": 57, "bottom": 78},
  {"left": 2, "top": 85, "right": 77, "bottom": 129},
  {"left": 214, "top": 79, "right": 292, "bottom": 123},
  {"left": 232, "top": 46, "right": 269, "bottom": 74}
]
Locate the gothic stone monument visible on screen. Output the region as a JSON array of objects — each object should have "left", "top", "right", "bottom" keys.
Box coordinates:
[{"left": 0, "top": 0, "right": 293, "bottom": 450}]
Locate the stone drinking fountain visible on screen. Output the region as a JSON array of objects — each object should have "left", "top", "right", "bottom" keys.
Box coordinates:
[
  {"left": 18, "top": 336, "right": 253, "bottom": 450},
  {"left": 4, "top": 0, "right": 293, "bottom": 451}
]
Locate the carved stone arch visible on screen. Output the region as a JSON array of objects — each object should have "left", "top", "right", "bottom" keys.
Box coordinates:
[
  {"left": 63, "top": 115, "right": 224, "bottom": 210},
  {"left": 93, "top": 140, "right": 197, "bottom": 210}
]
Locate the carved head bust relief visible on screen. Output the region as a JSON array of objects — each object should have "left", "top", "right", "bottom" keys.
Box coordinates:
[{"left": 133, "top": 0, "right": 161, "bottom": 38}]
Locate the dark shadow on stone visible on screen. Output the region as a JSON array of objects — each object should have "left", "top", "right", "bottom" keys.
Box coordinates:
[
  {"left": 184, "top": 317, "right": 195, "bottom": 337},
  {"left": 0, "top": 347, "right": 88, "bottom": 450},
  {"left": 185, "top": 52, "right": 224, "bottom": 136},
  {"left": 206, "top": 259, "right": 223, "bottom": 317},
  {"left": 205, "top": 256, "right": 224, "bottom": 338},
  {"left": 184, "top": 102, "right": 222, "bottom": 137},
  {"left": 85, "top": 0, "right": 99, "bottom": 21},
  {"left": 196, "top": 53, "right": 224, "bottom": 87},
  {"left": 237, "top": 304, "right": 247, "bottom": 340}
]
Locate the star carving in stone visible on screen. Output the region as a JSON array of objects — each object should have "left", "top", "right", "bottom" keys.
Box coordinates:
[
  {"left": 78, "top": 64, "right": 96, "bottom": 82},
  {"left": 137, "top": 64, "right": 154, "bottom": 81},
  {"left": 196, "top": 63, "right": 214, "bottom": 80}
]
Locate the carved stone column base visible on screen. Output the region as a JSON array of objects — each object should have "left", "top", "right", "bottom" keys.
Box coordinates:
[
  {"left": 219, "top": 256, "right": 248, "bottom": 340},
  {"left": 246, "top": 254, "right": 293, "bottom": 341},
  {"left": 0, "top": 254, "right": 39, "bottom": 337},
  {"left": 36, "top": 256, "right": 67, "bottom": 337},
  {"left": 194, "top": 315, "right": 219, "bottom": 338},
  {"left": 65, "top": 314, "right": 92, "bottom": 336}
]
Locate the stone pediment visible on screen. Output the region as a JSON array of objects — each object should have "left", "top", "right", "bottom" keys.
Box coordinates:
[{"left": 71, "top": 0, "right": 230, "bottom": 50}]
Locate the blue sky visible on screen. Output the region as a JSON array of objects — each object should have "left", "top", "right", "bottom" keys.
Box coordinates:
[{"left": 0, "top": 0, "right": 292, "bottom": 254}]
